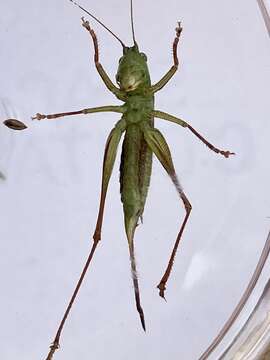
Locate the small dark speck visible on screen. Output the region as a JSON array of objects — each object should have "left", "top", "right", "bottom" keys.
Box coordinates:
[{"left": 0, "top": 171, "right": 6, "bottom": 181}]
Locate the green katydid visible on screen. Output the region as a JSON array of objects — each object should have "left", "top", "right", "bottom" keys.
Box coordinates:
[{"left": 3, "top": 0, "right": 235, "bottom": 359}]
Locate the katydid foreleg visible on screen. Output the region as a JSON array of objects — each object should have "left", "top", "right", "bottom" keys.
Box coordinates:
[
  {"left": 150, "top": 22, "right": 182, "bottom": 94},
  {"left": 81, "top": 17, "right": 126, "bottom": 101}
]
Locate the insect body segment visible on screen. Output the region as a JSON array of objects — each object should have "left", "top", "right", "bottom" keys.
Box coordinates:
[{"left": 116, "top": 45, "right": 151, "bottom": 93}]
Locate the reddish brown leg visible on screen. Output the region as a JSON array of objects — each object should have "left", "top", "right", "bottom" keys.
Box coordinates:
[
  {"left": 81, "top": 18, "right": 125, "bottom": 100},
  {"left": 81, "top": 17, "right": 99, "bottom": 63},
  {"left": 32, "top": 106, "right": 123, "bottom": 121},
  {"left": 44, "top": 121, "right": 125, "bottom": 360},
  {"left": 186, "top": 124, "right": 235, "bottom": 158},
  {"left": 150, "top": 22, "right": 183, "bottom": 93},
  {"left": 44, "top": 241, "right": 99, "bottom": 360},
  {"left": 157, "top": 191, "right": 192, "bottom": 299},
  {"left": 173, "top": 21, "right": 183, "bottom": 67},
  {"left": 142, "top": 124, "right": 192, "bottom": 299},
  {"left": 153, "top": 110, "right": 235, "bottom": 159}
]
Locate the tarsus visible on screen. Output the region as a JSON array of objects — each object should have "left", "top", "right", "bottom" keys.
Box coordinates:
[{"left": 69, "top": 0, "right": 126, "bottom": 48}]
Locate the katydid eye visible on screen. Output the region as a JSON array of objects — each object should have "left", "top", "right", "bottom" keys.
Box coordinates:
[
  {"left": 118, "top": 56, "right": 123, "bottom": 64},
  {"left": 140, "top": 52, "right": 147, "bottom": 61}
]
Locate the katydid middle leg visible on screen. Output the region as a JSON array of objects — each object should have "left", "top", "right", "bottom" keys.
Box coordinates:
[
  {"left": 32, "top": 105, "right": 124, "bottom": 121},
  {"left": 153, "top": 110, "right": 235, "bottom": 158}
]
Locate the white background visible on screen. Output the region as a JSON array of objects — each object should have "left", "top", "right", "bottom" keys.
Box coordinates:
[{"left": 0, "top": 1, "right": 270, "bottom": 359}]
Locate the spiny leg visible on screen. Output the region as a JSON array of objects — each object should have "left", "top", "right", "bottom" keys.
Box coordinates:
[
  {"left": 150, "top": 22, "right": 183, "bottom": 94},
  {"left": 44, "top": 120, "right": 125, "bottom": 360},
  {"left": 32, "top": 105, "right": 124, "bottom": 121},
  {"left": 153, "top": 110, "right": 235, "bottom": 158},
  {"left": 142, "top": 124, "right": 192, "bottom": 299},
  {"left": 81, "top": 17, "right": 125, "bottom": 100}
]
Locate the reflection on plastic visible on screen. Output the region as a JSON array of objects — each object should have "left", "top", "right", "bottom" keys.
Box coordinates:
[
  {"left": 219, "top": 279, "right": 270, "bottom": 359},
  {"left": 199, "top": 5, "right": 270, "bottom": 358},
  {"left": 199, "top": 231, "right": 270, "bottom": 360},
  {"left": 257, "top": 0, "right": 270, "bottom": 37}
]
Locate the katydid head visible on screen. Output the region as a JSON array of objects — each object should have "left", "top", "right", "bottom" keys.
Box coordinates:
[
  {"left": 69, "top": 1, "right": 150, "bottom": 92},
  {"left": 115, "top": 0, "right": 151, "bottom": 92},
  {"left": 116, "top": 46, "right": 151, "bottom": 92}
]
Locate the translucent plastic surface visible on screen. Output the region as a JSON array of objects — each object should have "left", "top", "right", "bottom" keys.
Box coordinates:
[
  {"left": 1, "top": 1, "right": 270, "bottom": 360},
  {"left": 220, "top": 276, "right": 270, "bottom": 359}
]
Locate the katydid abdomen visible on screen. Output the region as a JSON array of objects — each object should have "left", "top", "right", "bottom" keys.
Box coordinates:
[
  {"left": 120, "top": 92, "right": 154, "bottom": 242},
  {"left": 119, "top": 101, "right": 154, "bottom": 330},
  {"left": 120, "top": 123, "right": 153, "bottom": 242}
]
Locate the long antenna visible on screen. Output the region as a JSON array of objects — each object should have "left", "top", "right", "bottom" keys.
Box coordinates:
[
  {"left": 69, "top": 0, "right": 126, "bottom": 48},
  {"left": 130, "top": 0, "right": 137, "bottom": 45}
]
